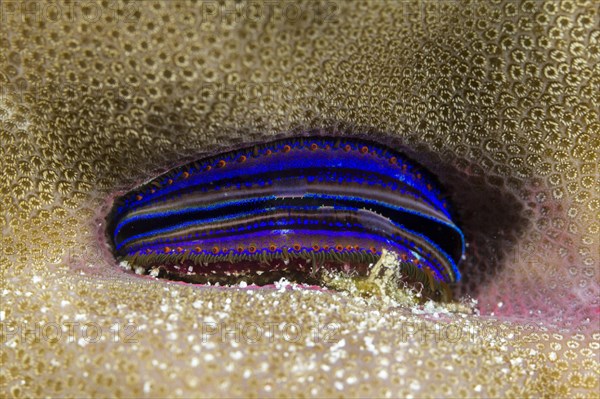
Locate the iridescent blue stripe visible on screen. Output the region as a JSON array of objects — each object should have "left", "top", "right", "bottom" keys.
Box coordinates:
[
  {"left": 114, "top": 195, "right": 463, "bottom": 263},
  {"left": 125, "top": 226, "right": 454, "bottom": 282},
  {"left": 117, "top": 137, "right": 449, "bottom": 218}
]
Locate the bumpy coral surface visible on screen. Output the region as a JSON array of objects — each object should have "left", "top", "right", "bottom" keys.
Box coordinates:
[{"left": 1, "top": 0, "right": 598, "bottom": 397}]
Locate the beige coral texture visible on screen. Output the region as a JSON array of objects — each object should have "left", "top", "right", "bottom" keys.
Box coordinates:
[{"left": 0, "top": 1, "right": 598, "bottom": 398}]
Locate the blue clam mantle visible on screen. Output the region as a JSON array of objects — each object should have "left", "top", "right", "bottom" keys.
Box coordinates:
[{"left": 108, "top": 136, "right": 465, "bottom": 298}]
